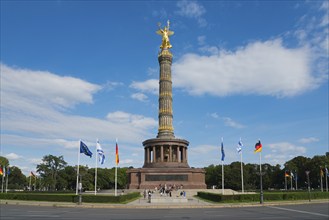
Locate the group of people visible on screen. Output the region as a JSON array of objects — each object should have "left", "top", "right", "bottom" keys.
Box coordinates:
[{"left": 143, "top": 183, "right": 186, "bottom": 202}]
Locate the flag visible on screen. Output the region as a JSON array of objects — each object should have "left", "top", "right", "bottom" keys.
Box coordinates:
[
  {"left": 326, "top": 167, "right": 329, "bottom": 177},
  {"left": 80, "top": 141, "right": 93, "bottom": 158},
  {"left": 290, "top": 171, "right": 294, "bottom": 179},
  {"left": 221, "top": 139, "right": 225, "bottom": 161},
  {"left": 0, "top": 166, "right": 3, "bottom": 175},
  {"left": 3, "top": 166, "right": 5, "bottom": 177},
  {"left": 115, "top": 141, "right": 119, "bottom": 165},
  {"left": 30, "top": 171, "right": 35, "bottom": 177},
  {"left": 254, "top": 140, "right": 262, "bottom": 153},
  {"left": 96, "top": 141, "right": 105, "bottom": 165},
  {"left": 237, "top": 139, "right": 243, "bottom": 154},
  {"left": 285, "top": 170, "right": 290, "bottom": 178},
  {"left": 7, "top": 166, "right": 10, "bottom": 175},
  {"left": 320, "top": 167, "right": 324, "bottom": 177}
]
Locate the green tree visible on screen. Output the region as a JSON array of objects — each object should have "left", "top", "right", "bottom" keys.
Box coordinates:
[
  {"left": 204, "top": 164, "right": 221, "bottom": 188},
  {"left": 0, "top": 156, "right": 9, "bottom": 167},
  {"left": 7, "top": 166, "right": 27, "bottom": 190},
  {"left": 36, "top": 155, "right": 67, "bottom": 190}
]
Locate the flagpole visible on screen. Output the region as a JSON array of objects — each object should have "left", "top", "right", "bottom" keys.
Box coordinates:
[
  {"left": 1, "top": 172, "right": 4, "bottom": 193},
  {"left": 325, "top": 165, "right": 328, "bottom": 192},
  {"left": 325, "top": 166, "right": 328, "bottom": 192},
  {"left": 320, "top": 167, "right": 323, "bottom": 192},
  {"left": 290, "top": 174, "right": 293, "bottom": 190},
  {"left": 29, "top": 175, "right": 31, "bottom": 191},
  {"left": 295, "top": 171, "right": 298, "bottom": 190},
  {"left": 259, "top": 152, "right": 263, "bottom": 204},
  {"left": 34, "top": 175, "right": 37, "bottom": 191},
  {"left": 76, "top": 140, "right": 81, "bottom": 195},
  {"left": 115, "top": 138, "right": 118, "bottom": 197},
  {"left": 95, "top": 140, "right": 98, "bottom": 195},
  {"left": 221, "top": 160, "right": 224, "bottom": 195},
  {"left": 5, "top": 169, "right": 8, "bottom": 193},
  {"left": 240, "top": 151, "right": 244, "bottom": 193},
  {"left": 285, "top": 175, "right": 287, "bottom": 190}
]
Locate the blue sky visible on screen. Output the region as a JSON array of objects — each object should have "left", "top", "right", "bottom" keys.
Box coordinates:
[{"left": 1, "top": 0, "right": 328, "bottom": 175}]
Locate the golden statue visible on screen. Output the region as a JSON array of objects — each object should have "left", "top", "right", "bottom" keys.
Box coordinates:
[{"left": 156, "top": 20, "right": 174, "bottom": 50}]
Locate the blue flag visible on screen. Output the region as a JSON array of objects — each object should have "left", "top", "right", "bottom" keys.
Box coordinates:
[
  {"left": 80, "top": 141, "right": 92, "bottom": 158},
  {"left": 221, "top": 139, "right": 225, "bottom": 161}
]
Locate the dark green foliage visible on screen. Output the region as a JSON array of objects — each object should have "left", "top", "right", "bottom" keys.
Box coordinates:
[
  {"left": 197, "top": 191, "right": 329, "bottom": 203},
  {"left": 204, "top": 154, "right": 329, "bottom": 190},
  {"left": 0, "top": 192, "right": 141, "bottom": 204}
]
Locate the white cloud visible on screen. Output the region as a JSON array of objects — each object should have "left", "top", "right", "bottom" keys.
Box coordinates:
[
  {"left": 1, "top": 64, "right": 101, "bottom": 109},
  {"left": 173, "top": 39, "right": 323, "bottom": 97},
  {"left": 147, "top": 67, "right": 158, "bottom": 76},
  {"left": 106, "top": 111, "right": 157, "bottom": 129},
  {"left": 190, "top": 144, "right": 217, "bottom": 155},
  {"left": 298, "top": 137, "right": 319, "bottom": 144},
  {"left": 222, "top": 117, "right": 245, "bottom": 129},
  {"left": 5, "top": 153, "right": 22, "bottom": 160},
  {"left": 28, "top": 158, "right": 43, "bottom": 165},
  {"left": 131, "top": 93, "right": 148, "bottom": 102},
  {"left": 176, "top": 0, "right": 207, "bottom": 27},
  {"left": 210, "top": 112, "right": 219, "bottom": 119},
  {"left": 103, "top": 81, "right": 123, "bottom": 91},
  {"left": 1, "top": 64, "right": 159, "bottom": 169},
  {"left": 209, "top": 113, "right": 244, "bottom": 129},
  {"left": 130, "top": 79, "right": 158, "bottom": 95},
  {"left": 265, "top": 142, "right": 307, "bottom": 165}
]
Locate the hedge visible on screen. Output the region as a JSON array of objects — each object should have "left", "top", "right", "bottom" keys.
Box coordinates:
[
  {"left": 0, "top": 192, "right": 140, "bottom": 204},
  {"left": 197, "top": 191, "right": 329, "bottom": 203}
]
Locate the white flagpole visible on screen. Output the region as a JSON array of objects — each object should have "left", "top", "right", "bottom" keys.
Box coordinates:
[
  {"left": 115, "top": 138, "right": 118, "bottom": 197},
  {"left": 295, "top": 171, "right": 298, "bottom": 190},
  {"left": 324, "top": 165, "right": 328, "bottom": 192},
  {"left": 1, "top": 172, "right": 4, "bottom": 193},
  {"left": 34, "top": 175, "right": 37, "bottom": 191},
  {"left": 76, "top": 140, "right": 81, "bottom": 195},
  {"left": 221, "top": 160, "right": 224, "bottom": 195},
  {"left": 29, "top": 175, "right": 31, "bottom": 191},
  {"left": 290, "top": 174, "right": 293, "bottom": 190},
  {"left": 240, "top": 151, "right": 244, "bottom": 193},
  {"left": 320, "top": 167, "right": 323, "bottom": 192},
  {"left": 5, "top": 168, "right": 8, "bottom": 193},
  {"left": 325, "top": 166, "right": 328, "bottom": 192},
  {"left": 95, "top": 140, "right": 98, "bottom": 195}
]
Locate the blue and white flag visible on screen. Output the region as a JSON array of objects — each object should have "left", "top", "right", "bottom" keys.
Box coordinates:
[
  {"left": 221, "top": 138, "right": 225, "bottom": 161},
  {"left": 326, "top": 167, "right": 329, "bottom": 177},
  {"left": 237, "top": 139, "right": 243, "bottom": 154},
  {"left": 80, "top": 141, "right": 93, "bottom": 158},
  {"left": 96, "top": 141, "right": 105, "bottom": 165}
]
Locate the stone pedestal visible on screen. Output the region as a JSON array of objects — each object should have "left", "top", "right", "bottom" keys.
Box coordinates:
[{"left": 127, "top": 167, "right": 206, "bottom": 189}]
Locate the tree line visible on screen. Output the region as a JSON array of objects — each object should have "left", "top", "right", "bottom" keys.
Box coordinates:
[{"left": 0, "top": 153, "right": 328, "bottom": 191}]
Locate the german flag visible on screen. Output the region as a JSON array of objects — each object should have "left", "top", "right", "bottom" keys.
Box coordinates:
[
  {"left": 115, "top": 141, "right": 119, "bottom": 165},
  {"left": 254, "top": 140, "right": 262, "bottom": 153}
]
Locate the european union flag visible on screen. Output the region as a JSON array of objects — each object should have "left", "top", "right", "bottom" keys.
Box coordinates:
[
  {"left": 221, "top": 140, "right": 225, "bottom": 161},
  {"left": 80, "top": 141, "right": 92, "bottom": 158}
]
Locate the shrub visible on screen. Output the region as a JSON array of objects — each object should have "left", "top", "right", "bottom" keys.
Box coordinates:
[
  {"left": 0, "top": 192, "right": 140, "bottom": 204},
  {"left": 197, "top": 191, "right": 329, "bottom": 203}
]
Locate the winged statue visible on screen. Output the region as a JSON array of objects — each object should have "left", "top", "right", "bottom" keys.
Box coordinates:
[{"left": 156, "top": 20, "right": 174, "bottom": 50}]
